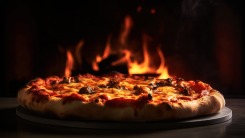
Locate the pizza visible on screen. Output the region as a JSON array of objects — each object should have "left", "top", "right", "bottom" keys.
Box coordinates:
[{"left": 17, "top": 72, "right": 225, "bottom": 122}]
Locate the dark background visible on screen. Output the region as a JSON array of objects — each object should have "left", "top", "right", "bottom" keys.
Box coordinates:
[{"left": 2, "top": 0, "right": 243, "bottom": 97}]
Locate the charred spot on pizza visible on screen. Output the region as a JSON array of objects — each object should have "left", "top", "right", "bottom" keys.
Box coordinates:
[
  {"left": 31, "top": 90, "right": 50, "bottom": 103},
  {"left": 133, "top": 85, "right": 141, "bottom": 95},
  {"left": 156, "top": 78, "right": 173, "bottom": 87},
  {"left": 98, "top": 84, "right": 107, "bottom": 88},
  {"left": 97, "top": 94, "right": 109, "bottom": 103},
  {"left": 179, "top": 87, "right": 192, "bottom": 96},
  {"left": 133, "top": 86, "right": 151, "bottom": 95},
  {"left": 79, "top": 86, "right": 95, "bottom": 94},
  {"left": 147, "top": 93, "right": 153, "bottom": 100},
  {"left": 50, "top": 80, "right": 58, "bottom": 85},
  {"left": 183, "top": 88, "right": 191, "bottom": 95},
  {"left": 94, "top": 98, "right": 99, "bottom": 103},
  {"left": 137, "top": 94, "right": 153, "bottom": 105},
  {"left": 45, "top": 76, "right": 60, "bottom": 86},
  {"left": 107, "top": 79, "right": 119, "bottom": 88},
  {"left": 148, "top": 82, "right": 158, "bottom": 90},
  {"left": 178, "top": 96, "right": 193, "bottom": 101},
  {"left": 161, "top": 102, "right": 173, "bottom": 111},
  {"left": 26, "top": 78, "right": 44, "bottom": 86}
]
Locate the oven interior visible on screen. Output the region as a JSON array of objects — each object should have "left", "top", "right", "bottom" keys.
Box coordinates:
[{"left": 3, "top": 0, "right": 243, "bottom": 97}]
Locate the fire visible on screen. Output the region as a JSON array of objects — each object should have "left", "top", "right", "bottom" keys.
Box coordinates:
[
  {"left": 156, "top": 47, "right": 170, "bottom": 79},
  {"left": 126, "top": 35, "right": 155, "bottom": 74},
  {"left": 122, "top": 35, "right": 170, "bottom": 79},
  {"left": 65, "top": 15, "right": 171, "bottom": 79},
  {"left": 92, "top": 36, "right": 111, "bottom": 71},
  {"left": 65, "top": 50, "right": 74, "bottom": 77},
  {"left": 120, "top": 16, "right": 133, "bottom": 45}
]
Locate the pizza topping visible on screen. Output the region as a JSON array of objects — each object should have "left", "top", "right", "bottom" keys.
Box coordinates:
[
  {"left": 177, "top": 95, "right": 193, "bottom": 101},
  {"left": 27, "top": 78, "right": 45, "bottom": 86},
  {"left": 147, "top": 93, "right": 153, "bottom": 100},
  {"left": 107, "top": 79, "right": 120, "bottom": 88},
  {"left": 23, "top": 73, "right": 214, "bottom": 108},
  {"left": 45, "top": 76, "right": 60, "bottom": 86},
  {"left": 17, "top": 71, "right": 226, "bottom": 122},
  {"left": 182, "top": 87, "right": 191, "bottom": 95},
  {"left": 148, "top": 82, "right": 158, "bottom": 90},
  {"left": 97, "top": 94, "right": 110, "bottom": 100},
  {"left": 168, "top": 96, "right": 178, "bottom": 102},
  {"left": 73, "top": 76, "right": 81, "bottom": 82},
  {"left": 137, "top": 94, "right": 152, "bottom": 105},
  {"left": 59, "top": 77, "right": 71, "bottom": 84},
  {"left": 190, "top": 81, "right": 210, "bottom": 93},
  {"left": 156, "top": 78, "right": 173, "bottom": 87},
  {"left": 201, "top": 90, "right": 209, "bottom": 96},
  {"left": 79, "top": 86, "right": 95, "bottom": 94},
  {"left": 133, "top": 85, "right": 151, "bottom": 95}
]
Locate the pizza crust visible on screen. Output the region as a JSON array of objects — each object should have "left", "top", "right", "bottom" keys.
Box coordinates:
[{"left": 18, "top": 86, "right": 225, "bottom": 121}]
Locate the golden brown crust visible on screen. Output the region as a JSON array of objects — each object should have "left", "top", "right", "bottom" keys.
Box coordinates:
[{"left": 17, "top": 73, "right": 226, "bottom": 122}]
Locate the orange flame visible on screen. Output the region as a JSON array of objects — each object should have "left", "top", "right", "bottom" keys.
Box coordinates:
[
  {"left": 156, "top": 47, "right": 170, "bottom": 79},
  {"left": 120, "top": 16, "right": 133, "bottom": 46},
  {"left": 92, "top": 36, "right": 111, "bottom": 71},
  {"left": 114, "top": 26, "right": 170, "bottom": 78},
  {"left": 125, "top": 44, "right": 170, "bottom": 78},
  {"left": 65, "top": 50, "right": 74, "bottom": 77},
  {"left": 68, "top": 15, "right": 171, "bottom": 79},
  {"left": 126, "top": 36, "right": 155, "bottom": 74}
]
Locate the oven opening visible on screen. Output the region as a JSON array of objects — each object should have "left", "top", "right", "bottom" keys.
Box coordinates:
[{"left": 3, "top": 0, "right": 243, "bottom": 97}]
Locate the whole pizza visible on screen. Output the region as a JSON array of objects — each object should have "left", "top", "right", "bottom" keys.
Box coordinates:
[{"left": 17, "top": 72, "right": 225, "bottom": 121}]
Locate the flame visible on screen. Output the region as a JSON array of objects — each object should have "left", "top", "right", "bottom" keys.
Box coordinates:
[
  {"left": 127, "top": 36, "right": 155, "bottom": 74},
  {"left": 116, "top": 33, "right": 170, "bottom": 78},
  {"left": 156, "top": 47, "right": 170, "bottom": 79},
  {"left": 65, "top": 50, "right": 74, "bottom": 77},
  {"left": 92, "top": 36, "right": 111, "bottom": 71},
  {"left": 120, "top": 16, "right": 133, "bottom": 46},
  {"left": 67, "top": 15, "right": 171, "bottom": 79},
  {"left": 125, "top": 44, "right": 170, "bottom": 78}
]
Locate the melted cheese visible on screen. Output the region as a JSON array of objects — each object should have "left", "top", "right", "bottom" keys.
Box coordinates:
[{"left": 40, "top": 75, "right": 191, "bottom": 104}]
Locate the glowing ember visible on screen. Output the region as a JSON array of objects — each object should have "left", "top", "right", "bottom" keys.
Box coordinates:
[
  {"left": 65, "top": 50, "right": 74, "bottom": 77},
  {"left": 151, "top": 9, "right": 156, "bottom": 14}
]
